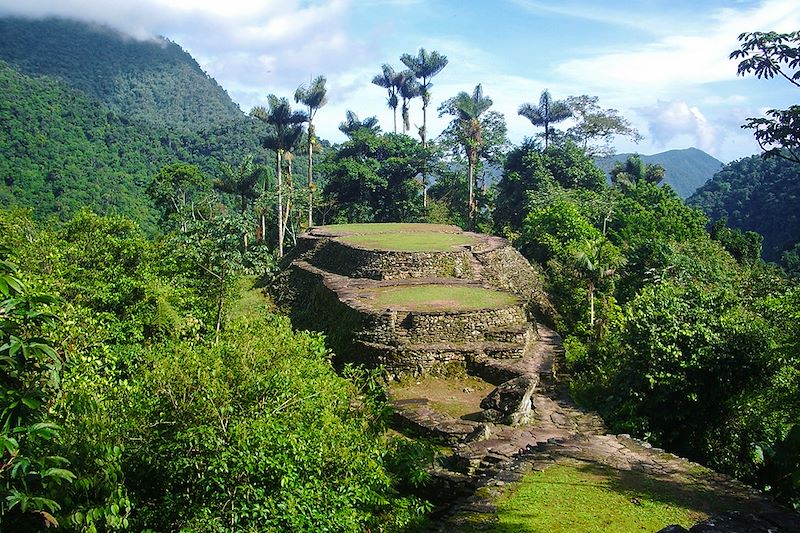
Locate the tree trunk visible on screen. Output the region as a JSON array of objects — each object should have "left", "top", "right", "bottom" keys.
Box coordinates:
[
  {"left": 307, "top": 124, "right": 314, "bottom": 228},
  {"left": 393, "top": 106, "right": 397, "bottom": 134},
  {"left": 422, "top": 102, "right": 428, "bottom": 208},
  {"left": 277, "top": 150, "right": 284, "bottom": 258},
  {"left": 215, "top": 264, "right": 226, "bottom": 345},
  {"left": 589, "top": 284, "right": 595, "bottom": 327},
  {"left": 467, "top": 155, "right": 475, "bottom": 231}
]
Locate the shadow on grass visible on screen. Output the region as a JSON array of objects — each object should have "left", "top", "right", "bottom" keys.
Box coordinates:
[{"left": 486, "top": 459, "right": 774, "bottom": 533}]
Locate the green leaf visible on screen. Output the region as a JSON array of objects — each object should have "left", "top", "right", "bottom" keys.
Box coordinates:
[{"left": 42, "top": 467, "right": 77, "bottom": 483}]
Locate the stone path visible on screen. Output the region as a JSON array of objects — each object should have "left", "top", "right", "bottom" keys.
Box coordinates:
[{"left": 389, "top": 324, "right": 795, "bottom": 532}]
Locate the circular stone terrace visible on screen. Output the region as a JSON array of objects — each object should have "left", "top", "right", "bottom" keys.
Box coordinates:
[{"left": 308, "top": 223, "right": 497, "bottom": 253}]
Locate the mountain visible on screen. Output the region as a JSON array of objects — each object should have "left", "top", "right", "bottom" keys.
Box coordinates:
[
  {"left": 687, "top": 154, "right": 800, "bottom": 263},
  {"left": 0, "top": 17, "right": 242, "bottom": 131},
  {"left": 0, "top": 17, "right": 275, "bottom": 228},
  {"left": 595, "top": 147, "right": 723, "bottom": 198}
]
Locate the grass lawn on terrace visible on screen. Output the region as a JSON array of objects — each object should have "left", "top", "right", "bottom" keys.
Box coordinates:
[
  {"left": 490, "top": 460, "right": 737, "bottom": 533},
  {"left": 363, "top": 285, "right": 517, "bottom": 312},
  {"left": 338, "top": 232, "right": 478, "bottom": 252}
]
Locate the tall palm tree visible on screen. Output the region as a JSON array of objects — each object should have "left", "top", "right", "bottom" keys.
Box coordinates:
[
  {"left": 400, "top": 48, "right": 449, "bottom": 207},
  {"left": 518, "top": 89, "right": 571, "bottom": 148},
  {"left": 400, "top": 48, "right": 448, "bottom": 147},
  {"left": 295, "top": 75, "right": 328, "bottom": 228},
  {"left": 372, "top": 64, "right": 403, "bottom": 133},
  {"left": 398, "top": 71, "right": 421, "bottom": 134},
  {"left": 338, "top": 110, "right": 381, "bottom": 137},
  {"left": 441, "top": 84, "right": 493, "bottom": 230},
  {"left": 251, "top": 96, "right": 306, "bottom": 258},
  {"left": 214, "top": 155, "right": 261, "bottom": 250}
]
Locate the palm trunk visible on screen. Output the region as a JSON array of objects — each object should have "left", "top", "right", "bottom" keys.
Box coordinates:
[
  {"left": 467, "top": 156, "right": 475, "bottom": 231},
  {"left": 277, "top": 150, "right": 284, "bottom": 258},
  {"left": 392, "top": 106, "right": 397, "bottom": 134},
  {"left": 589, "top": 284, "right": 595, "bottom": 327},
  {"left": 307, "top": 124, "right": 314, "bottom": 228},
  {"left": 422, "top": 102, "right": 428, "bottom": 208}
]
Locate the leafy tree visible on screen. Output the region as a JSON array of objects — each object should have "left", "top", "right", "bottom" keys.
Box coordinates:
[
  {"left": 565, "top": 95, "right": 642, "bottom": 156},
  {"left": 438, "top": 84, "right": 503, "bottom": 229},
  {"left": 0, "top": 249, "right": 73, "bottom": 530},
  {"left": 295, "top": 75, "right": 328, "bottom": 227},
  {"left": 372, "top": 64, "right": 404, "bottom": 134},
  {"left": 147, "top": 163, "right": 212, "bottom": 233},
  {"left": 709, "top": 218, "right": 763, "bottom": 263},
  {"left": 320, "top": 130, "right": 428, "bottom": 223},
  {"left": 494, "top": 140, "right": 605, "bottom": 234},
  {"left": 730, "top": 30, "right": 800, "bottom": 163},
  {"left": 338, "top": 110, "right": 381, "bottom": 137},
  {"left": 251, "top": 96, "right": 307, "bottom": 257},
  {"left": 518, "top": 89, "right": 571, "bottom": 148}
]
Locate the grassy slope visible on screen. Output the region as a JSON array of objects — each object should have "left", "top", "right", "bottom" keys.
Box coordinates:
[
  {"left": 492, "top": 461, "right": 735, "bottom": 532},
  {"left": 339, "top": 233, "right": 478, "bottom": 252}
]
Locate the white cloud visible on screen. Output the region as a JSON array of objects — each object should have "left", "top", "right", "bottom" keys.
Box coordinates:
[
  {"left": 0, "top": 0, "right": 375, "bottom": 94},
  {"left": 553, "top": 0, "right": 800, "bottom": 99},
  {"left": 639, "top": 100, "right": 717, "bottom": 154}
]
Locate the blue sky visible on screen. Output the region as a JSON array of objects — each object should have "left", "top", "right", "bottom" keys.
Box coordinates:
[{"left": 1, "top": 0, "right": 799, "bottom": 161}]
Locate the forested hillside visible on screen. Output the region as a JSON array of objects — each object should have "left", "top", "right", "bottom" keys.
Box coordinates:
[
  {"left": 0, "top": 17, "right": 242, "bottom": 131},
  {"left": 688, "top": 154, "right": 800, "bottom": 263},
  {"left": 595, "top": 147, "right": 723, "bottom": 198},
  {"left": 0, "top": 59, "right": 272, "bottom": 228}
]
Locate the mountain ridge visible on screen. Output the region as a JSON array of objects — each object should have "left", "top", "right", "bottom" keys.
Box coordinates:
[{"left": 595, "top": 147, "right": 724, "bottom": 198}]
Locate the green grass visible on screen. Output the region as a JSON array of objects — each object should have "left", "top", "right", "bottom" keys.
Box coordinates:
[
  {"left": 228, "top": 275, "right": 273, "bottom": 321},
  {"left": 339, "top": 232, "right": 478, "bottom": 252},
  {"left": 315, "top": 223, "right": 461, "bottom": 236},
  {"left": 490, "top": 461, "right": 730, "bottom": 533},
  {"left": 365, "top": 285, "right": 517, "bottom": 311}
]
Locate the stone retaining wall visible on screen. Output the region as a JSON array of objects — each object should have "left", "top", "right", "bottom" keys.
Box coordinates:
[
  {"left": 308, "top": 239, "right": 474, "bottom": 281},
  {"left": 398, "top": 307, "right": 527, "bottom": 344}
]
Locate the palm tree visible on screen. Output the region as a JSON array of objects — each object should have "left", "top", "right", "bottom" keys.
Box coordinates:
[
  {"left": 610, "top": 154, "right": 666, "bottom": 189},
  {"left": 295, "top": 75, "right": 328, "bottom": 228},
  {"left": 214, "top": 155, "right": 261, "bottom": 250},
  {"left": 571, "top": 236, "right": 626, "bottom": 329},
  {"left": 251, "top": 96, "right": 307, "bottom": 258},
  {"left": 338, "top": 110, "right": 381, "bottom": 137},
  {"left": 441, "top": 84, "right": 493, "bottom": 230},
  {"left": 518, "top": 89, "right": 571, "bottom": 148},
  {"left": 401, "top": 48, "right": 449, "bottom": 207},
  {"left": 372, "top": 64, "right": 403, "bottom": 133},
  {"left": 398, "top": 71, "right": 421, "bottom": 134},
  {"left": 400, "top": 48, "right": 448, "bottom": 146}
]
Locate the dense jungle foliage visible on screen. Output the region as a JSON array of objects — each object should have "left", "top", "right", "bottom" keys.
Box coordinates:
[
  {"left": 0, "top": 209, "right": 431, "bottom": 531},
  {"left": 689, "top": 153, "right": 800, "bottom": 266}
]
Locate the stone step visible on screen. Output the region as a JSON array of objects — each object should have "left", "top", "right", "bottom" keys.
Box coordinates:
[{"left": 392, "top": 398, "right": 481, "bottom": 445}]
